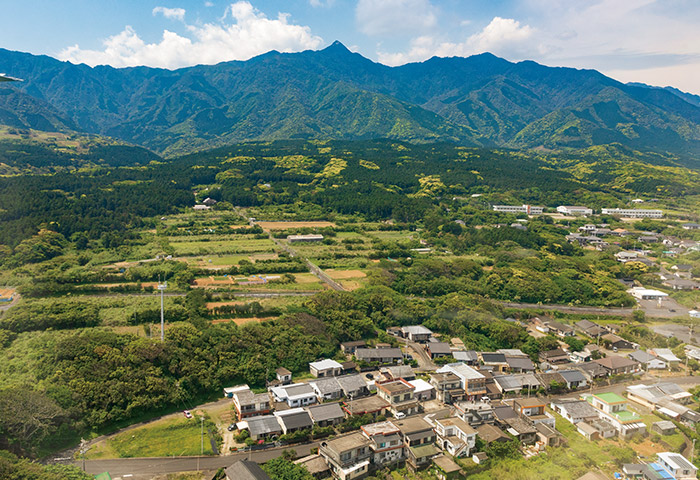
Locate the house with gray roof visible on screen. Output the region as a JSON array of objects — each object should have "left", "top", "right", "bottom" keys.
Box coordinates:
[
  {"left": 452, "top": 350, "right": 479, "bottom": 365},
  {"left": 225, "top": 459, "right": 272, "bottom": 480},
  {"left": 558, "top": 370, "right": 587, "bottom": 389},
  {"left": 629, "top": 350, "right": 666, "bottom": 369},
  {"left": 275, "top": 409, "right": 313, "bottom": 434},
  {"left": 355, "top": 347, "right": 403, "bottom": 365},
  {"left": 310, "top": 377, "right": 343, "bottom": 401},
  {"left": 243, "top": 415, "right": 283, "bottom": 441},
  {"left": 306, "top": 403, "right": 346, "bottom": 427},
  {"left": 336, "top": 375, "right": 370, "bottom": 399}
]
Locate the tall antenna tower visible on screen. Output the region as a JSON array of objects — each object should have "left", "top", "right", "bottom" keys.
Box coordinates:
[{"left": 158, "top": 278, "right": 167, "bottom": 341}]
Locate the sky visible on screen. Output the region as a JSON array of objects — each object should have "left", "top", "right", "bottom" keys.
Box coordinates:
[{"left": 1, "top": 0, "right": 699, "bottom": 94}]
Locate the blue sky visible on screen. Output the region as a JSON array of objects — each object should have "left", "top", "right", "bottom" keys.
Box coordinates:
[{"left": 2, "top": 0, "right": 700, "bottom": 94}]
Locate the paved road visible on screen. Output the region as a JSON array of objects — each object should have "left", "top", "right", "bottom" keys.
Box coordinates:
[
  {"left": 405, "top": 340, "right": 437, "bottom": 371},
  {"left": 76, "top": 441, "right": 321, "bottom": 476}
]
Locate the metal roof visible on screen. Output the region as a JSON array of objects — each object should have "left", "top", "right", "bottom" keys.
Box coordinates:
[
  {"left": 306, "top": 402, "right": 345, "bottom": 422},
  {"left": 247, "top": 415, "right": 282, "bottom": 437}
]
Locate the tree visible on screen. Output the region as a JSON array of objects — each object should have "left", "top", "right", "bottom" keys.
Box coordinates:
[
  {"left": 262, "top": 457, "right": 314, "bottom": 480},
  {"left": 486, "top": 439, "right": 520, "bottom": 459},
  {"left": 0, "top": 388, "right": 66, "bottom": 455}
]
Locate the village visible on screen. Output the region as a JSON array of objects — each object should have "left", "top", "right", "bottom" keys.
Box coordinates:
[{"left": 224, "top": 321, "right": 700, "bottom": 480}]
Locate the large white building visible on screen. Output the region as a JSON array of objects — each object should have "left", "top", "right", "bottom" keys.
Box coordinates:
[
  {"left": 492, "top": 205, "right": 544, "bottom": 215},
  {"left": 601, "top": 208, "right": 663, "bottom": 218},
  {"left": 557, "top": 206, "right": 593, "bottom": 216}
]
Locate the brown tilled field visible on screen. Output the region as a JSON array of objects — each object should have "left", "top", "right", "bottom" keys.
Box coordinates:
[
  {"left": 205, "top": 301, "right": 245, "bottom": 310},
  {"left": 255, "top": 221, "right": 335, "bottom": 231},
  {"left": 211, "top": 317, "right": 272, "bottom": 325},
  {"left": 326, "top": 269, "right": 366, "bottom": 280}
]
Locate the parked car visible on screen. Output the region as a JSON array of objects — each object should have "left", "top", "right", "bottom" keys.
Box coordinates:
[
  {"left": 394, "top": 412, "right": 406, "bottom": 419},
  {"left": 183, "top": 410, "right": 193, "bottom": 419},
  {"left": 227, "top": 424, "right": 236, "bottom": 431},
  {"left": 365, "top": 373, "right": 374, "bottom": 380}
]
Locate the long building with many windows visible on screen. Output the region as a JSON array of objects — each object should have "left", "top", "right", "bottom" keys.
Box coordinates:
[
  {"left": 601, "top": 208, "right": 663, "bottom": 218},
  {"left": 492, "top": 204, "right": 544, "bottom": 215}
]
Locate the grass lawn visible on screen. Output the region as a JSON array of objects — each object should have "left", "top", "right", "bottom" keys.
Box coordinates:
[{"left": 87, "top": 416, "right": 217, "bottom": 458}]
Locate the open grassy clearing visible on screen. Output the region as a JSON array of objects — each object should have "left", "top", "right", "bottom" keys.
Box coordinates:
[
  {"left": 167, "top": 236, "right": 277, "bottom": 256},
  {"left": 193, "top": 273, "right": 325, "bottom": 291},
  {"left": 86, "top": 416, "right": 217, "bottom": 458},
  {"left": 256, "top": 221, "right": 336, "bottom": 230}
]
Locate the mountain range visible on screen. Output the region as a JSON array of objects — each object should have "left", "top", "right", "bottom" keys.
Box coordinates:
[{"left": 1, "top": 41, "right": 699, "bottom": 159}]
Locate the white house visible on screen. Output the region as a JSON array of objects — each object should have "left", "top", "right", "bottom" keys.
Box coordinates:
[
  {"left": 270, "top": 383, "right": 318, "bottom": 408},
  {"left": 656, "top": 452, "right": 698, "bottom": 480},
  {"left": 628, "top": 287, "right": 669, "bottom": 301},
  {"left": 434, "top": 417, "right": 477, "bottom": 457},
  {"left": 493, "top": 205, "right": 544, "bottom": 215}
]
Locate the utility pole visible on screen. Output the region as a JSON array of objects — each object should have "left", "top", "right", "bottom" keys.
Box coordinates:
[
  {"left": 158, "top": 279, "right": 167, "bottom": 341},
  {"left": 198, "top": 416, "right": 204, "bottom": 471}
]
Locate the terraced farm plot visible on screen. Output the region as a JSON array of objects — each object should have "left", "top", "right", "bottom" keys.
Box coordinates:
[
  {"left": 368, "top": 230, "right": 417, "bottom": 241},
  {"left": 256, "top": 221, "right": 336, "bottom": 230},
  {"left": 167, "top": 235, "right": 277, "bottom": 256},
  {"left": 325, "top": 269, "right": 368, "bottom": 291}
]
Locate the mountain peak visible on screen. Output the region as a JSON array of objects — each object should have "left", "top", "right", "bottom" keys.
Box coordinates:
[{"left": 323, "top": 40, "right": 351, "bottom": 53}]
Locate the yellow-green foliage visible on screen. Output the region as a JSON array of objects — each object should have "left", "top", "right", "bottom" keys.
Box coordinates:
[
  {"left": 317, "top": 157, "right": 347, "bottom": 178},
  {"left": 410, "top": 175, "right": 446, "bottom": 197},
  {"left": 222, "top": 155, "right": 256, "bottom": 164},
  {"left": 359, "top": 159, "right": 380, "bottom": 170},
  {"left": 266, "top": 155, "right": 317, "bottom": 175}
]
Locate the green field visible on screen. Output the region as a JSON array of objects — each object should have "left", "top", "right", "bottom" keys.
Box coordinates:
[{"left": 86, "top": 416, "right": 218, "bottom": 458}]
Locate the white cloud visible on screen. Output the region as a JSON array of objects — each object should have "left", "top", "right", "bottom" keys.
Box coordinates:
[
  {"left": 378, "top": 17, "right": 536, "bottom": 66},
  {"left": 58, "top": 2, "right": 323, "bottom": 69},
  {"left": 309, "top": 0, "right": 335, "bottom": 7},
  {"left": 205, "top": 1, "right": 214, "bottom": 6},
  {"left": 356, "top": 0, "right": 437, "bottom": 36},
  {"left": 152, "top": 6, "right": 186, "bottom": 21}
]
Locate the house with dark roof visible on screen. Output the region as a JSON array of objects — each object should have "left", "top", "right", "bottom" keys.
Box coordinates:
[
  {"left": 480, "top": 352, "right": 508, "bottom": 373},
  {"left": 546, "top": 320, "right": 575, "bottom": 338},
  {"left": 225, "top": 459, "right": 272, "bottom": 480},
  {"left": 276, "top": 367, "right": 292, "bottom": 385},
  {"left": 427, "top": 342, "right": 452, "bottom": 359},
  {"left": 505, "top": 355, "right": 535, "bottom": 373},
  {"left": 355, "top": 347, "right": 403, "bottom": 366},
  {"left": 539, "top": 348, "right": 570, "bottom": 365},
  {"left": 601, "top": 334, "right": 636, "bottom": 351},
  {"left": 275, "top": 409, "right": 313, "bottom": 435},
  {"left": 594, "top": 355, "right": 641, "bottom": 375},
  {"left": 476, "top": 423, "right": 510, "bottom": 444},
  {"left": 243, "top": 415, "right": 283, "bottom": 441},
  {"left": 550, "top": 399, "right": 599, "bottom": 425},
  {"left": 341, "top": 340, "right": 366, "bottom": 355},
  {"left": 558, "top": 370, "right": 587, "bottom": 389},
  {"left": 306, "top": 403, "right": 346, "bottom": 427},
  {"left": 576, "top": 361, "right": 609, "bottom": 380},
  {"left": 336, "top": 375, "right": 371, "bottom": 399}
]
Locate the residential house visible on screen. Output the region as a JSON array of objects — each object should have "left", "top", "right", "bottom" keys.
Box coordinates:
[
  {"left": 310, "top": 377, "right": 343, "bottom": 402},
  {"left": 243, "top": 415, "right": 283, "bottom": 441},
  {"left": 629, "top": 351, "right": 667, "bottom": 370},
  {"left": 275, "top": 409, "right": 314, "bottom": 435},
  {"left": 656, "top": 452, "right": 698, "bottom": 480},
  {"left": 536, "top": 422, "right": 563, "bottom": 447},
  {"left": 306, "top": 403, "right": 346, "bottom": 427},
  {"left": 550, "top": 399, "right": 599, "bottom": 426},
  {"left": 594, "top": 355, "right": 641, "bottom": 375},
  {"left": 271, "top": 383, "right": 318, "bottom": 408},
  {"left": 434, "top": 417, "right": 477, "bottom": 457},
  {"left": 493, "top": 374, "right": 541, "bottom": 394},
  {"left": 319, "top": 432, "right": 372, "bottom": 480},
  {"left": 380, "top": 365, "right": 416, "bottom": 382},
  {"left": 559, "top": 370, "right": 588, "bottom": 390},
  {"left": 427, "top": 342, "right": 452, "bottom": 359},
  {"left": 536, "top": 372, "right": 567, "bottom": 392},
  {"left": 355, "top": 348, "right": 403, "bottom": 366},
  {"left": 294, "top": 454, "right": 331, "bottom": 479},
  {"left": 337, "top": 375, "right": 371, "bottom": 400},
  {"left": 232, "top": 388, "right": 272, "bottom": 419},
  {"left": 400, "top": 325, "right": 434, "bottom": 343},
  {"left": 504, "top": 416, "right": 538, "bottom": 445},
  {"left": 546, "top": 320, "right": 575, "bottom": 338},
  {"left": 649, "top": 348, "right": 681, "bottom": 365},
  {"left": 310, "top": 359, "right": 344, "bottom": 378},
  {"left": 497, "top": 349, "right": 528, "bottom": 357},
  {"left": 455, "top": 400, "right": 495, "bottom": 427},
  {"left": 341, "top": 362, "right": 358, "bottom": 375},
  {"left": 569, "top": 350, "right": 592, "bottom": 363},
  {"left": 432, "top": 455, "right": 464, "bottom": 480},
  {"left": 341, "top": 341, "right": 366, "bottom": 355},
  {"left": 408, "top": 379, "right": 435, "bottom": 401},
  {"left": 513, "top": 397, "right": 556, "bottom": 427},
  {"left": 576, "top": 361, "right": 609, "bottom": 381},
  {"left": 436, "top": 363, "right": 487, "bottom": 400},
  {"left": 602, "top": 334, "right": 636, "bottom": 351},
  {"left": 575, "top": 320, "right": 607, "bottom": 338},
  {"left": 480, "top": 352, "right": 509, "bottom": 373},
  {"left": 343, "top": 396, "right": 390, "bottom": 418},
  {"left": 224, "top": 384, "right": 250, "bottom": 399},
  {"left": 452, "top": 350, "right": 479, "bottom": 365},
  {"left": 476, "top": 423, "right": 510, "bottom": 445},
  {"left": 225, "top": 459, "right": 272, "bottom": 480},
  {"left": 583, "top": 392, "right": 646, "bottom": 438},
  {"left": 376, "top": 379, "right": 420, "bottom": 418},
  {"left": 626, "top": 383, "right": 693, "bottom": 411},
  {"left": 360, "top": 421, "right": 404, "bottom": 467},
  {"left": 505, "top": 355, "right": 535, "bottom": 373},
  {"left": 276, "top": 367, "right": 292, "bottom": 385},
  {"left": 539, "top": 348, "right": 570, "bottom": 365},
  {"left": 652, "top": 421, "right": 676, "bottom": 435},
  {"left": 395, "top": 417, "right": 440, "bottom": 470},
  {"left": 430, "top": 372, "right": 465, "bottom": 404}
]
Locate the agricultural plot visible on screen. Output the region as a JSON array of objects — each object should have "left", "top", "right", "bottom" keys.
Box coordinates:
[
  {"left": 167, "top": 235, "right": 277, "bottom": 256},
  {"left": 325, "top": 269, "right": 368, "bottom": 291},
  {"left": 193, "top": 272, "right": 325, "bottom": 291},
  {"left": 256, "top": 221, "right": 336, "bottom": 231}
]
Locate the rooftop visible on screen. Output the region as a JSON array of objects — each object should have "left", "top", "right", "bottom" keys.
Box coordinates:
[
  {"left": 432, "top": 455, "right": 462, "bottom": 473},
  {"left": 395, "top": 416, "right": 433, "bottom": 435},
  {"left": 322, "top": 432, "right": 370, "bottom": 453},
  {"left": 310, "top": 359, "right": 343, "bottom": 371},
  {"left": 377, "top": 379, "right": 414, "bottom": 394},
  {"left": 306, "top": 403, "right": 345, "bottom": 422},
  {"left": 344, "top": 396, "right": 390, "bottom": 414},
  {"left": 593, "top": 392, "right": 627, "bottom": 404},
  {"left": 361, "top": 420, "right": 400, "bottom": 436}
]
